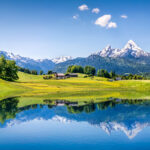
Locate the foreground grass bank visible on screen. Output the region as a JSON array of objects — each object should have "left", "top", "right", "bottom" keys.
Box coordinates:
[{"left": 1, "top": 72, "right": 150, "bottom": 101}]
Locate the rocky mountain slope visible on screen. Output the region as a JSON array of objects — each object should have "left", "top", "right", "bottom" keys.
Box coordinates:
[
  {"left": 92, "top": 40, "right": 150, "bottom": 58},
  {"left": 54, "top": 40, "right": 150, "bottom": 74}
]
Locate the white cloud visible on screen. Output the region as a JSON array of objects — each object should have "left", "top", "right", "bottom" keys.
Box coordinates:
[
  {"left": 78, "top": 4, "right": 89, "bottom": 11},
  {"left": 73, "top": 15, "right": 79, "bottom": 20},
  {"left": 95, "top": 15, "right": 111, "bottom": 27},
  {"left": 121, "top": 15, "right": 128, "bottom": 19},
  {"left": 107, "top": 22, "right": 117, "bottom": 28},
  {"left": 92, "top": 8, "right": 100, "bottom": 14}
]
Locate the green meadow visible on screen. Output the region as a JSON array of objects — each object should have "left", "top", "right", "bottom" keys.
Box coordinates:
[{"left": 1, "top": 72, "right": 150, "bottom": 101}]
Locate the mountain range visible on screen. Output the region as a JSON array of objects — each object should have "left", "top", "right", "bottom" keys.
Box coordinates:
[{"left": 0, "top": 40, "right": 150, "bottom": 74}]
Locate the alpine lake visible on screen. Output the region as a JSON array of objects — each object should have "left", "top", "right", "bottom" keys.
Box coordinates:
[{"left": 0, "top": 96, "right": 150, "bottom": 150}]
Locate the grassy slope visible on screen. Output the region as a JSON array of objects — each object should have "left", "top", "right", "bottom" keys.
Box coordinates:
[
  {"left": 0, "top": 78, "right": 28, "bottom": 100},
  {"left": 1, "top": 72, "right": 150, "bottom": 101}
]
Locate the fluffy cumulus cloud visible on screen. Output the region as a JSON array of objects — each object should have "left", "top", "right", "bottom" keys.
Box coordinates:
[
  {"left": 78, "top": 4, "right": 89, "bottom": 11},
  {"left": 73, "top": 15, "right": 79, "bottom": 20},
  {"left": 95, "top": 15, "right": 111, "bottom": 27},
  {"left": 107, "top": 22, "right": 117, "bottom": 28},
  {"left": 121, "top": 15, "right": 128, "bottom": 19},
  {"left": 92, "top": 8, "right": 100, "bottom": 14}
]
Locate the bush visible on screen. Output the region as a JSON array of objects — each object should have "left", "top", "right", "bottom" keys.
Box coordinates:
[
  {"left": 84, "top": 75, "right": 88, "bottom": 78},
  {"left": 88, "top": 74, "right": 94, "bottom": 77},
  {"left": 43, "top": 75, "right": 52, "bottom": 80}
]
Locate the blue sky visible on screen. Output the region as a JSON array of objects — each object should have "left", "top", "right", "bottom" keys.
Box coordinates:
[{"left": 0, "top": 0, "right": 149, "bottom": 59}]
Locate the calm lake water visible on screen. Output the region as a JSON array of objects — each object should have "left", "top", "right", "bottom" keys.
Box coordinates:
[{"left": 0, "top": 97, "right": 150, "bottom": 150}]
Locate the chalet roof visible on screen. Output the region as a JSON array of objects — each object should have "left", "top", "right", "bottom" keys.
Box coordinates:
[{"left": 56, "top": 73, "right": 65, "bottom": 77}]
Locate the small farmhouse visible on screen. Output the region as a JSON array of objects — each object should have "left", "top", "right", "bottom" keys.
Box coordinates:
[{"left": 55, "top": 73, "right": 66, "bottom": 79}]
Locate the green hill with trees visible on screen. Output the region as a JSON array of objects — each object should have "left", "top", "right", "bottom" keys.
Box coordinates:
[
  {"left": 54, "top": 55, "right": 150, "bottom": 74},
  {"left": 0, "top": 55, "right": 150, "bottom": 101}
]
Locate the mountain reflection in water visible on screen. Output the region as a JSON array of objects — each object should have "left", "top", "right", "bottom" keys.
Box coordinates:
[{"left": 0, "top": 97, "right": 150, "bottom": 140}]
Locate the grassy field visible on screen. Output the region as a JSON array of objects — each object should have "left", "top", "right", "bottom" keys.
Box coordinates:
[{"left": 1, "top": 72, "right": 150, "bottom": 101}]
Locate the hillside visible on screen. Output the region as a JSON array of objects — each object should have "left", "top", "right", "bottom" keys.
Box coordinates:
[
  {"left": 54, "top": 55, "right": 150, "bottom": 74},
  {"left": 1, "top": 72, "right": 150, "bottom": 101},
  {"left": 54, "top": 40, "right": 150, "bottom": 74}
]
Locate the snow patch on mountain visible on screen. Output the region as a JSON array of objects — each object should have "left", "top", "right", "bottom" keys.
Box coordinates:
[
  {"left": 120, "top": 40, "right": 149, "bottom": 58},
  {"left": 0, "top": 51, "right": 73, "bottom": 72},
  {"left": 51, "top": 56, "right": 73, "bottom": 64},
  {"left": 94, "top": 45, "right": 121, "bottom": 57},
  {"left": 93, "top": 40, "right": 150, "bottom": 58}
]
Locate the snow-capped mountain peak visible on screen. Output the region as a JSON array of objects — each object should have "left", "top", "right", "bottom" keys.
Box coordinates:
[
  {"left": 92, "top": 40, "right": 150, "bottom": 58},
  {"left": 93, "top": 45, "right": 121, "bottom": 58},
  {"left": 124, "top": 40, "right": 142, "bottom": 51},
  {"left": 121, "top": 40, "right": 149, "bottom": 58},
  {"left": 101, "top": 45, "right": 112, "bottom": 53},
  {"left": 104, "top": 45, "right": 112, "bottom": 50},
  {"left": 51, "top": 56, "right": 73, "bottom": 64},
  {"left": 0, "top": 50, "right": 74, "bottom": 72},
  {"left": 0, "top": 50, "right": 55, "bottom": 73}
]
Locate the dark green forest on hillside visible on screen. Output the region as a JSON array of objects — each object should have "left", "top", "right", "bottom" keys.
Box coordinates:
[{"left": 54, "top": 55, "right": 150, "bottom": 75}]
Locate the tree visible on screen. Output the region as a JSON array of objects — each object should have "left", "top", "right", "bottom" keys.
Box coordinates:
[
  {"left": 97, "top": 70, "right": 101, "bottom": 77},
  {"left": 97, "top": 69, "right": 105, "bottom": 77},
  {"left": 133, "top": 75, "right": 137, "bottom": 80},
  {"left": 47, "top": 70, "right": 52, "bottom": 75},
  {"left": 4, "top": 60, "right": 19, "bottom": 81},
  {"left": 18, "top": 67, "right": 31, "bottom": 74},
  {"left": 0, "top": 56, "right": 18, "bottom": 81},
  {"left": 24, "top": 68, "right": 31, "bottom": 74},
  {"left": 67, "top": 65, "right": 84, "bottom": 73},
  {"left": 0, "top": 55, "right": 6, "bottom": 78},
  {"left": 31, "top": 70, "right": 38, "bottom": 75},
  {"left": 110, "top": 71, "right": 116, "bottom": 78},
  {"left": 40, "top": 70, "right": 43, "bottom": 75},
  {"left": 84, "top": 66, "right": 96, "bottom": 76},
  {"left": 67, "top": 65, "right": 73, "bottom": 73},
  {"left": 78, "top": 66, "right": 84, "bottom": 73},
  {"left": 104, "top": 70, "right": 110, "bottom": 78},
  {"left": 71, "top": 65, "right": 78, "bottom": 73},
  {"left": 97, "top": 69, "right": 110, "bottom": 78},
  {"left": 128, "top": 74, "right": 133, "bottom": 80}
]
